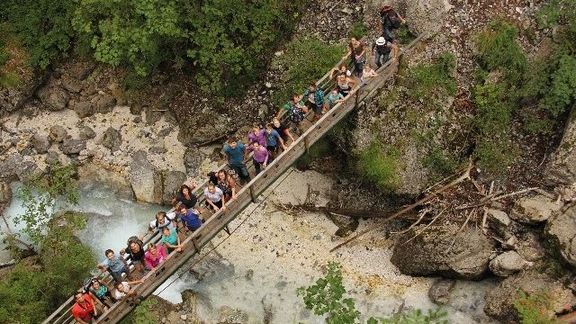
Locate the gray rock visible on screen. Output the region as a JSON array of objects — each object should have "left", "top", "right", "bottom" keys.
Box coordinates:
[
  {"left": 49, "top": 125, "right": 68, "bottom": 143},
  {"left": 45, "top": 151, "right": 60, "bottom": 165},
  {"left": 162, "top": 170, "right": 186, "bottom": 205},
  {"left": 91, "top": 92, "right": 116, "bottom": 114},
  {"left": 391, "top": 224, "right": 495, "bottom": 280},
  {"left": 428, "top": 279, "right": 456, "bottom": 305},
  {"left": 157, "top": 127, "right": 172, "bottom": 138},
  {"left": 489, "top": 251, "right": 532, "bottom": 277},
  {"left": 546, "top": 109, "right": 576, "bottom": 184},
  {"left": 101, "top": 127, "right": 122, "bottom": 152},
  {"left": 0, "top": 154, "right": 37, "bottom": 181},
  {"left": 0, "top": 181, "right": 12, "bottom": 205},
  {"left": 149, "top": 146, "right": 167, "bottom": 155},
  {"left": 129, "top": 150, "right": 163, "bottom": 204},
  {"left": 546, "top": 205, "right": 576, "bottom": 267},
  {"left": 30, "top": 133, "right": 51, "bottom": 154},
  {"left": 183, "top": 147, "right": 206, "bottom": 177},
  {"left": 37, "top": 86, "right": 70, "bottom": 111},
  {"left": 79, "top": 125, "right": 96, "bottom": 140},
  {"left": 68, "top": 61, "right": 96, "bottom": 81},
  {"left": 484, "top": 269, "right": 576, "bottom": 322},
  {"left": 72, "top": 100, "right": 94, "bottom": 118},
  {"left": 61, "top": 77, "right": 83, "bottom": 93},
  {"left": 510, "top": 195, "right": 561, "bottom": 223},
  {"left": 487, "top": 208, "right": 510, "bottom": 227},
  {"left": 59, "top": 139, "right": 86, "bottom": 155},
  {"left": 217, "top": 306, "right": 249, "bottom": 324}
]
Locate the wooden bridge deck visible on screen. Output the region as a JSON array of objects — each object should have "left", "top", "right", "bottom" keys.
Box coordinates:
[{"left": 42, "top": 33, "right": 428, "bottom": 324}]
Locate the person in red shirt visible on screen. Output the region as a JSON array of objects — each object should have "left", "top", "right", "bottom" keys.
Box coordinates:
[{"left": 71, "top": 291, "right": 97, "bottom": 324}]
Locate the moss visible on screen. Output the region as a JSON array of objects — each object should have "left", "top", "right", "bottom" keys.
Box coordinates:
[{"left": 357, "top": 141, "right": 402, "bottom": 192}]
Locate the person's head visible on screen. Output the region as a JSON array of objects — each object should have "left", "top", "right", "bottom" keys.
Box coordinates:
[
  {"left": 251, "top": 141, "right": 260, "bottom": 150},
  {"left": 272, "top": 118, "right": 281, "bottom": 128},
  {"left": 162, "top": 227, "right": 171, "bottom": 236},
  {"left": 178, "top": 205, "right": 187, "bottom": 214},
  {"left": 218, "top": 170, "right": 227, "bottom": 180},
  {"left": 179, "top": 184, "right": 191, "bottom": 196},
  {"left": 291, "top": 93, "right": 300, "bottom": 103},
  {"left": 339, "top": 64, "right": 347, "bottom": 72},
  {"left": 331, "top": 88, "right": 339, "bottom": 96},
  {"left": 350, "top": 37, "right": 359, "bottom": 46},
  {"left": 308, "top": 83, "right": 317, "bottom": 92},
  {"left": 266, "top": 123, "right": 274, "bottom": 131},
  {"left": 147, "top": 243, "right": 157, "bottom": 254},
  {"left": 129, "top": 241, "right": 141, "bottom": 252},
  {"left": 207, "top": 183, "right": 217, "bottom": 194},
  {"left": 251, "top": 124, "right": 261, "bottom": 134},
  {"left": 105, "top": 249, "right": 115, "bottom": 260},
  {"left": 227, "top": 137, "right": 238, "bottom": 149},
  {"left": 91, "top": 278, "right": 101, "bottom": 289},
  {"left": 75, "top": 292, "right": 86, "bottom": 303},
  {"left": 156, "top": 211, "right": 167, "bottom": 224},
  {"left": 116, "top": 282, "right": 127, "bottom": 292}
]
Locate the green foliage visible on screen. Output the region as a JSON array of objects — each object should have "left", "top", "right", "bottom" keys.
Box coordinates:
[
  {"left": 357, "top": 141, "right": 401, "bottom": 192},
  {"left": 0, "top": 39, "right": 8, "bottom": 66},
  {"left": 404, "top": 52, "right": 457, "bottom": 101},
  {"left": 349, "top": 22, "right": 368, "bottom": 39},
  {"left": 422, "top": 148, "right": 459, "bottom": 179},
  {"left": 132, "top": 298, "right": 158, "bottom": 324},
  {"left": 514, "top": 291, "right": 558, "bottom": 324},
  {"left": 14, "top": 163, "right": 79, "bottom": 246},
  {"left": 273, "top": 36, "right": 345, "bottom": 106},
  {"left": 374, "top": 308, "right": 448, "bottom": 324},
  {"left": 298, "top": 262, "right": 361, "bottom": 324},
  {"left": 395, "top": 24, "right": 417, "bottom": 44},
  {"left": 475, "top": 20, "right": 527, "bottom": 82},
  {"left": 0, "top": 0, "right": 77, "bottom": 68}
]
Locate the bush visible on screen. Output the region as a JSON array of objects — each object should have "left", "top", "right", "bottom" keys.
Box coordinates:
[
  {"left": 423, "top": 148, "right": 459, "bottom": 179},
  {"left": 272, "top": 36, "right": 345, "bottom": 106},
  {"left": 349, "top": 21, "right": 368, "bottom": 39},
  {"left": 357, "top": 141, "right": 401, "bottom": 192},
  {"left": 404, "top": 52, "right": 457, "bottom": 101},
  {"left": 0, "top": 40, "right": 8, "bottom": 66},
  {"left": 514, "top": 291, "right": 557, "bottom": 324}
]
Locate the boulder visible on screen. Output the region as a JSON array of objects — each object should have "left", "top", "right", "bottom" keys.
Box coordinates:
[
  {"left": 37, "top": 86, "right": 69, "bottom": 111},
  {"left": 484, "top": 270, "right": 576, "bottom": 322},
  {"left": 49, "top": 125, "right": 68, "bottom": 143},
  {"left": 59, "top": 139, "right": 86, "bottom": 155},
  {"left": 546, "top": 108, "right": 576, "bottom": 184},
  {"left": 428, "top": 279, "right": 456, "bottom": 305},
  {"left": 0, "top": 154, "right": 37, "bottom": 181},
  {"left": 91, "top": 92, "right": 116, "bottom": 114},
  {"left": 129, "top": 150, "right": 162, "bottom": 204},
  {"left": 546, "top": 205, "right": 576, "bottom": 267},
  {"left": 79, "top": 125, "right": 97, "bottom": 140},
  {"left": 30, "top": 133, "right": 51, "bottom": 154},
  {"left": 71, "top": 100, "right": 94, "bottom": 118},
  {"left": 391, "top": 224, "right": 495, "bottom": 280},
  {"left": 162, "top": 171, "right": 186, "bottom": 205},
  {"left": 101, "top": 127, "right": 122, "bottom": 152},
  {"left": 61, "top": 76, "right": 83, "bottom": 93},
  {"left": 489, "top": 251, "right": 532, "bottom": 277},
  {"left": 510, "top": 195, "right": 561, "bottom": 223},
  {"left": 183, "top": 147, "right": 206, "bottom": 177},
  {"left": 45, "top": 151, "right": 61, "bottom": 165}
]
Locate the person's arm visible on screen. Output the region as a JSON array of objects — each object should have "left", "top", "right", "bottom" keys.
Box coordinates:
[
  {"left": 229, "top": 177, "right": 237, "bottom": 199},
  {"left": 144, "top": 253, "right": 153, "bottom": 270},
  {"left": 348, "top": 77, "right": 358, "bottom": 89},
  {"left": 284, "top": 128, "right": 295, "bottom": 144},
  {"left": 206, "top": 195, "right": 218, "bottom": 210},
  {"left": 126, "top": 279, "right": 144, "bottom": 285},
  {"left": 263, "top": 150, "right": 269, "bottom": 167},
  {"left": 220, "top": 190, "right": 226, "bottom": 210},
  {"left": 176, "top": 234, "right": 182, "bottom": 252},
  {"left": 276, "top": 107, "right": 286, "bottom": 119},
  {"left": 88, "top": 295, "right": 97, "bottom": 317},
  {"left": 278, "top": 133, "right": 287, "bottom": 150},
  {"left": 97, "top": 260, "right": 108, "bottom": 273},
  {"left": 74, "top": 316, "right": 89, "bottom": 324}
]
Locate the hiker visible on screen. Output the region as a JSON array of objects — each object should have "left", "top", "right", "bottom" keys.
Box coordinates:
[
  {"left": 217, "top": 169, "right": 237, "bottom": 201},
  {"left": 247, "top": 124, "right": 267, "bottom": 147},
  {"left": 272, "top": 117, "right": 295, "bottom": 145},
  {"left": 303, "top": 82, "right": 326, "bottom": 118},
  {"left": 336, "top": 72, "right": 357, "bottom": 97},
  {"left": 348, "top": 37, "right": 366, "bottom": 81},
  {"left": 379, "top": 5, "right": 405, "bottom": 43},
  {"left": 173, "top": 184, "right": 197, "bottom": 209},
  {"left": 224, "top": 137, "right": 251, "bottom": 184},
  {"left": 161, "top": 226, "right": 182, "bottom": 253},
  {"left": 112, "top": 280, "right": 143, "bottom": 301},
  {"left": 265, "top": 122, "right": 287, "bottom": 159},
  {"left": 326, "top": 88, "right": 345, "bottom": 110},
  {"left": 72, "top": 291, "right": 98, "bottom": 324},
  {"left": 87, "top": 278, "right": 115, "bottom": 305},
  {"left": 277, "top": 94, "right": 308, "bottom": 133},
  {"left": 148, "top": 211, "right": 176, "bottom": 233},
  {"left": 97, "top": 249, "right": 130, "bottom": 284},
  {"left": 249, "top": 141, "right": 269, "bottom": 175},
  {"left": 204, "top": 183, "right": 226, "bottom": 211},
  {"left": 363, "top": 66, "right": 378, "bottom": 79},
  {"left": 331, "top": 64, "right": 351, "bottom": 80},
  {"left": 120, "top": 236, "right": 146, "bottom": 274},
  {"left": 207, "top": 171, "right": 219, "bottom": 186},
  {"left": 144, "top": 243, "right": 168, "bottom": 270},
  {"left": 178, "top": 205, "right": 203, "bottom": 232},
  {"left": 372, "top": 36, "right": 398, "bottom": 68}
]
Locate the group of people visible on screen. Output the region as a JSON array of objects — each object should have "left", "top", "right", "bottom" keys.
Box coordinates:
[{"left": 71, "top": 6, "right": 407, "bottom": 323}]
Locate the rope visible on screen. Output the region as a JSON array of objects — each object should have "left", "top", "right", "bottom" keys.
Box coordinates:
[{"left": 153, "top": 168, "right": 295, "bottom": 296}]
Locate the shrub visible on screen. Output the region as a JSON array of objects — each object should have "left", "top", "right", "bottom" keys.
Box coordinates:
[
  {"left": 404, "top": 52, "right": 457, "bottom": 101},
  {"left": 0, "top": 39, "right": 8, "bottom": 66},
  {"left": 357, "top": 141, "right": 401, "bottom": 192},
  {"left": 272, "top": 36, "right": 345, "bottom": 106},
  {"left": 349, "top": 21, "right": 368, "bottom": 39},
  {"left": 514, "top": 291, "right": 557, "bottom": 324},
  {"left": 376, "top": 308, "right": 448, "bottom": 324},
  {"left": 423, "top": 148, "right": 459, "bottom": 179}
]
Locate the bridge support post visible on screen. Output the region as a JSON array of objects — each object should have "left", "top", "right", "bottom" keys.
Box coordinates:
[
  {"left": 192, "top": 238, "right": 200, "bottom": 252},
  {"left": 249, "top": 186, "right": 257, "bottom": 203},
  {"left": 304, "top": 135, "right": 309, "bottom": 154}
]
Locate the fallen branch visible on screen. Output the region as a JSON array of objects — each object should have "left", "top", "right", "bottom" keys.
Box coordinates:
[
  {"left": 492, "top": 187, "right": 539, "bottom": 201},
  {"left": 448, "top": 209, "right": 475, "bottom": 252},
  {"left": 390, "top": 209, "right": 429, "bottom": 235},
  {"left": 403, "top": 207, "right": 447, "bottom": 244}
]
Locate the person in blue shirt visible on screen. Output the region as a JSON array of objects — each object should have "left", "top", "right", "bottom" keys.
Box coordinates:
[
  {"left": 303, "top": 82, "right": 326, "bottom": 118},
  {"left": 97, "top": 249, "right": 130, "bottom": 283},
  {"left": 178, "top": 205, "right": 203, "bottom": 232},
  {"left": 223, "top": 137, "right": 251, "bottom": 184},
  {"left": 265, "top": 123, "right": 287, "bottom": 161}
]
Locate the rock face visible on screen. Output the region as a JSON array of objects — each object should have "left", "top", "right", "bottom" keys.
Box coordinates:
[
  {"left": 49, "top": 125, "right": 68, "bottom": 143},
  {"left": 101, "top": 127, "right": 122, "bottom": 152},
  {"left": 391, "top": 224, "right": 495, "bottom": 279},
  {"left": 79, "top": 125, "right": 96, "bottom": 140},
  {"left": 162, "top": 171, "right": 186, "bottom": 205},
  {"left": 546, "top": 109, "right": 576, "bottom": 184},
  {"left": 0, "top": 154, "right": 37, "bottom": 181},
  {"left": 489, "top": 251, "right": 532, "bottom": 277},
  {"left": 428, "top": 279, "right": 456, "bottom": 305},
  {"left": 71, "top": 100, "right": 94, "bottom": 118},
  {"left": 510, "top": 195, "right": 561, "bottom": 223},
  {"left": 37, "top": 86, "right": 69, "bottom": 111},
  {"left": 59, "top": 138, "right": 86, "bottom": 155},
  {"left": 484, "top": 270, "right": 576, "bottom": 322},
  {"left": 91, "top": 92, "right": 116, "bottom": 114},
  {"left": 129, "top": 150, "right": 163, "bottom": 204},
  {"left": 546, "top": 205, "right": 576, "bottom": 267},
  {"left": 30, "top": 133, "right": 51, "bottom": 154},
  {"left": 0, "top": 181, "right": 12, "bottom": 206},
  {"left": 183, "top": 147, "right": 206, "bottom": 177}
]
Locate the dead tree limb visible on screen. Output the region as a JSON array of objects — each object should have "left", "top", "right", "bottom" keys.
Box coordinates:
[
  {"left": 492, "top": 187, "right": 539, "bottom": 201},
  {"left": 403, "top": 207, "right": 448, "bottom": 244},
  {"left": 330, "top": 161, "right": 475, "bottom": 252}
]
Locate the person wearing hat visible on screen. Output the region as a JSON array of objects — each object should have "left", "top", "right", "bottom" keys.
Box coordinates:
[{"left": 372, "top": 36, "right": 398, "bottom": 68}]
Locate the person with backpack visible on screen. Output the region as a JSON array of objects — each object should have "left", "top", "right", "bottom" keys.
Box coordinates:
[
  {"left": 303, "top": 83, "right": 326, "bottom": 118},
  {"left": 372, "top": 36, "right": 398, "bottom": 68},
  {"left": 348, "top": 37, "right": 366, "bottom": 82},
  {"left": 224, "top": 137, "right": 251, "bottom": 184},
  {"left": 277, "top": 94, "right": 308, "bottom": 133},
  {"left": 379, "top": 5, "right": 406, "bottom": 43},
  {"left": 120, "top": 236, "right": 146, "bottom": 275},
  {"left": 97, "top": 249, "right": 130, "bottom": 284},
  {"left": 148, "top": 211, "right": 176, "bottom": 233}
]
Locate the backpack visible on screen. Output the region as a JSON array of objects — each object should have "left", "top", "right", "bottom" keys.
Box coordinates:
[
  {"left": 289, "top": 103, "right": 305, "bottom": 123},
  {"left": 155, "top": 217, "right": 172, "bottom": 230}
]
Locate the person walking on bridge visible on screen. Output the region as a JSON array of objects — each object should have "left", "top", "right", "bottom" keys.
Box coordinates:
[
  {"left": 379, "top": 5, "right": 406, "bottom": 43},
  {"left": 224, "top": 137, "right": 251, "bottom": 184},
  {"left": 372, "top": 36, "right": 397, "bottom": 68}
]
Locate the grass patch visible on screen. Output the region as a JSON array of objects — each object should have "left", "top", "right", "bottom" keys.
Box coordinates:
[
  {"left": 349, "top": 21, "right": 368, "bottom": 39},
  {"left": 514, "top": 291, "right": 557, "bottom": 324},
  {"left": 357, "top": 141, "right": 401, "bottom": 192},
  {"left": 423, "top": 148, "right": 459, "bottom": 179},
  {"left": 396, "top": 24, "right": 417, "bottom": 44},
  {"left": 272, "top": 36, "right": 345, "bottom": 106},
  {"left": 404, "top": 52, "right": 457, "bottom": 102}
]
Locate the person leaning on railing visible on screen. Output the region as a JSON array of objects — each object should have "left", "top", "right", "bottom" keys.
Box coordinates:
[
  {"left": 224, "top": 137, "right": 251, "bottom": 184},
  {"left": 72, "top": 291, "right": 99, "bottom": 324},
  {"left": 120, "top": 236, "right": 146, "bottom": 275},
  {"left": 97, "top": 249, "right": 130, "bottom": 284}
]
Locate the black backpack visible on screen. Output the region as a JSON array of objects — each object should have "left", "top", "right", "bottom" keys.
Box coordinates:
[{"left": 289, "top": 103, "right": 305, "bottom": 123}]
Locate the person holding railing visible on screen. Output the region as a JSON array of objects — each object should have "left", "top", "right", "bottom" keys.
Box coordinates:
[
  {"left": 272, "top": 117, "right": 295, "bottom": 146},
  {"left": 347, "top": 37, "right": 366, "bottom": 82},
  {"left": 276, "top": 93, "right": 308, "bottom": 135},
  {"left": 303, "top": 82, "right": 326, "bottom": 119},
  {"left": 248, "top": 124, "right": 267, "bottom": 147},
  {"left": 204, "top": 183, "right": 227, "bottom": 212},
  {"left": 224, "top": 137, "right": 251, "bottom": 184},
  {"left": 86, "top": 278, "right": 115, "bottom": 305},
  {"left": 112, "top": 279, "right": 144, "bottom": 301},
  {"left": 173, "top": 184, "right": 198, "bottom": 209},
  {"left": 144, "top": 243, "right": 167, "bottom": 270},
  {"left": 336, "top": 72, "right": 357, "bottom": 97},
  {"left": 120, "top": 236, "right": 146, "bottom": 275},
  {"left": 177, "top": 204, "right": 203, "bottom": 232},
  {"left": 217, "top": 169, "right": 237, "bottom": 201},
  {"left": 148, "top": 211, "right": 176, "bottom": 234},
  {"left": 248, "top": 141, "right": 269, "bottom": 175},
  {"left": 97, "top": 249, "right": 130, "bottom": 284},
  {"left": 160, "top": 226, "right": 182, "bottom": 253},
  {"left": 326, "top": 88, "right": 345, "bottom": 110},
  {"left": 265, "top": 122, "right": 287, "bottom": 160},
  {"left": 72, "top": 291, "right": 98, "bottom": 324}
]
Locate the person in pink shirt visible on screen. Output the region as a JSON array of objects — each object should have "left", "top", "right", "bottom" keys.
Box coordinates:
[
  {"left": 248, "top": 141, "right": 269, "bottom": 175},
  {"left": 144, "top": 243, "right": 167, "bottom": 270},
  {"left": 247, "top": 124, "right": 267, "bottom": 147}
]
